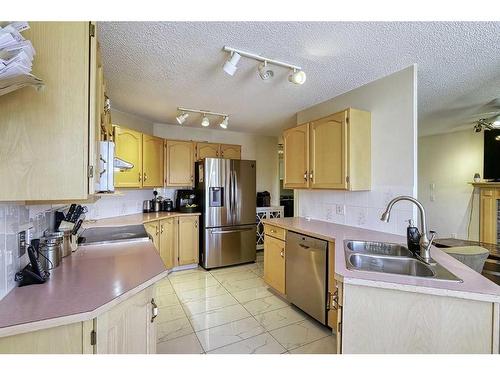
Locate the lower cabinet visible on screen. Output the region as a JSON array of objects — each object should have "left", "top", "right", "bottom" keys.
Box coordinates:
[
  {"left": 146, "top": 215, "right": 199, "bottom": 269},
  {"left": 263, "top": 233, "right": 286, "bottom": 294},
  {"left": 96, "top": 285, "right": 156, "bottom": 354},
  {"left": 0, "top": 285, "right": 157, "bottom": 354}
]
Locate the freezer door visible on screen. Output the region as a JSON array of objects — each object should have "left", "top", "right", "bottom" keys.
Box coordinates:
[
  {"left": 231, "top": 160, "right": 256, "bottom": 226},
  {"left": 204, "top": 158, "right": 233, "bottom": 228},
  {"left": 202, "top": 225, "right": 256, "bottom": 269}
]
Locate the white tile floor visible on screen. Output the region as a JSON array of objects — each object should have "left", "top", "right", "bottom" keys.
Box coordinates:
[{"left": 155, "top": 251, "right": 337, "bottom": 354}]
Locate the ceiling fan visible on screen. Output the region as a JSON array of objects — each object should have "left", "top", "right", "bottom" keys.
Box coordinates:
[{"left": 471, "top": 98, "right": 500, "bottom": 133}]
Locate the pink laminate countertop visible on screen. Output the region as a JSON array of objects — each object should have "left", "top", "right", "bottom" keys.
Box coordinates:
[
  {"left": 263, "top": 217, "right": 500, "bottom": 303},
  {"left": 0, "top": 239, "right": 167, "bottom": 337},
  {"left": 84, "top": 211, "right": 201, "bottom": 227}
]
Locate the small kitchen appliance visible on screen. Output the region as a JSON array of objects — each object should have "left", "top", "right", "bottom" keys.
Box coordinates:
[{"left": 175, "top": 189, "right": 198, "bottom": 213}]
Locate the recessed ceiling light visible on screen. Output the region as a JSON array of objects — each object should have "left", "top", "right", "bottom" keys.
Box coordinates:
[
  {"left": 258, "top": 61, "right": 274, "bottom": 81},
  {"left": 201, "top": 115, "right": 210, "bottom": 127},
  {"left": 223, "top": 52, "right": 241, "bottom": 76},
  {"left": 219, "top": 116, "right": 229, "bottom": 129},
  {"left": 176, "top": 112, "right": 189, "bottom": 125},
  {"left": 288, "top": 69, "right": 307, "bottom": 85}
]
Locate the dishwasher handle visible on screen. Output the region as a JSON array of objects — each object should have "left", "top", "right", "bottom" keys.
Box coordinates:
[{"left": 299, "top": 243, "right": 310, "bottom": 249}]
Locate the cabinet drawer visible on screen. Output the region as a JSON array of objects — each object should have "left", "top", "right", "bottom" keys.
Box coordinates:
[{"left": 264, "top": 224, "right": 286, "bottom": 241}]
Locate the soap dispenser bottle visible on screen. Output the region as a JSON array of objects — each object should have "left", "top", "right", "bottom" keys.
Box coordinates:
[{"left": 407, "top": 219, "right": 421, "bottom": 256}]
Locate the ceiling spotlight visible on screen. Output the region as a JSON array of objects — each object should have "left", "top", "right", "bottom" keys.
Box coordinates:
[
  {"left": 288, "top": 69, "right": 307, "bottom": 85},
  {"left": 201, "top": 115, "right": 210, "bottom": 127},
  {"left": 219, "top": 116, "right": 229, "bottom": 129},
  {"left": 258, "top": 61, "right": 274, "bottom": 81},
  {"left": 223, "top": 52, "right": 241, "bottom": 76},
  {"left": 176, "top": 112, "right": 188, "bottom": 125}
]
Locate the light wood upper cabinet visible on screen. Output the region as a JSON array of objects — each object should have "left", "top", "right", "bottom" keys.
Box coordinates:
[
  {"left": 114, "top": 126, "right": 143, "bottom": 188},
  {"left": 178, "top": 216, "right": 199, "bottom": 266},
  {"left": 310, "top": 112, "right": 346, "bottom": 189},
  {"left": 166, "top": 140, "right": 195, "bottom": 187},
  {"left": 0, "top": 22, "right": 98, "bottom": 201},
  {"left": 263, "top": 232, "right": 286, "bottom": 294},
  {"left": 220, "top": 144, "right": 242, "bottom": 159},
  {"left": 283, "top": 123, "right": 309, "bottom": 189},
  {"left": 159, "top": 218, "right": 178, "bottom": 269},
  {"left": 142, "top": 135, "right": 164, "bottom": 187},
  {"left": 196, "top": 142, "right": 220, "bottom": 160},
  {"left": 283, "top": 108, "right": 371, "bottom": 191}
]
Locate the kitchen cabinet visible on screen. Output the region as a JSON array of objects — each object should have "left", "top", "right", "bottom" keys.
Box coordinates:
[
  {"left": 283, "top": 108, "right": 371, "bottom": 191},
  {"left": 0, "top": 22, "right": 100, "bottom": 201},
  {"left": 166, "top": 140, "right": 195, "bottom": 186},
  {"left": 178, "top": 216, "right": 199, "bottom": 266},
  {"left": 283, "top": 123, "right": 309, "bottom": 189},
  {"left": 144, "top": 222, "right": 160, "bottom": 250},
  {"left": 114, "top": 126, "right": 143, "bottom": 188},
  {"left": 0, "top": 286, "right": 157, "bottom": 354},
  {"left": 96, "top": 285, "right": 156, "bottom": 354},
  {"left": 196, "top": 142, "right": 220, "bottom": 160},
  {"left": 264, "top": 235, "right": 286, "bottom": 294},
  {"left": 478, "top": 187, "right": 499, "bottom": 244},
  {"left": 159, "top": 218, "right": 178, "bottom": 269},
  {"left": 142, "top": 134, "right": 164, "bottom": 187},
  {"left": 220, "top": 144, "right": 242, "bottom": 159}
]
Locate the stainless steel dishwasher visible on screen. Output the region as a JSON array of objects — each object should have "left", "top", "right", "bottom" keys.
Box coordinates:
[{"left": 286, "top": 231, "right": 328, "bottom": 325}]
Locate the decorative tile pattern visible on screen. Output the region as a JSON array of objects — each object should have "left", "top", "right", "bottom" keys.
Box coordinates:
[{"left": 154, "top": 261, "right": 336, "bottom": 355}]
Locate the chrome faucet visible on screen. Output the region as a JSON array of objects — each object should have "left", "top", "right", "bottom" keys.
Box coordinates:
[{"left": 380, "top": 196, "right": 435, "bottom": 263}]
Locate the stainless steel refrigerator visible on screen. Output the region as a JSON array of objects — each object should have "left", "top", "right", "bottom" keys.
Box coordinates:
[{"left": 196, "top": 158, "right": 256, "bottom": 269}]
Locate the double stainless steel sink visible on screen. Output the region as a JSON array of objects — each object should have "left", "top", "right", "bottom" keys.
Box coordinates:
[{"left": 344, "top": 240, "right": 462, "bottom": 282}]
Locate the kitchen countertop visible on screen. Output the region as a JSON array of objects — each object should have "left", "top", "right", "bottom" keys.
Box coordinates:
[
  {"left": 84, "top": 211, "right": 201, "bottom": 228},
  {"left": 0, "top": 234, "right": 168, "bottom": 338},
  {"left": 434, "top": 238, "right": 500, "bottom": 261},
  {"left": 263, "top": 217, "right": 500, "bottom": 304}
]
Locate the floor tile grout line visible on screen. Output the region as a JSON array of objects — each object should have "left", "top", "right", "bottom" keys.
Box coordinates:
[{"left": 286, "top": 333, "right": 337, "bottom": 354}]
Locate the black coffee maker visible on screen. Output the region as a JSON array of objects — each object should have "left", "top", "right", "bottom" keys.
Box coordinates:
[{"left": 175, "top": 189, "right": 198, "bottom": 213}]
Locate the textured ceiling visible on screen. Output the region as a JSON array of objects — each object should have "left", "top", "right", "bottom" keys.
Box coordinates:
[{"left": 99, "top": 22, "right": 500, "bottom": 136}]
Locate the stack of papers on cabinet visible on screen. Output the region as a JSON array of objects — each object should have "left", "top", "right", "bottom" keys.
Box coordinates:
[{"left": 0, "top": 22, "right": 43, "bottom": 96}]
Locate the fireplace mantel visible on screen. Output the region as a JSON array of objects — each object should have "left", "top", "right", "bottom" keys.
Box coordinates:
[{"left": 471, "top": 182, "right": 500, "bottom": 244}]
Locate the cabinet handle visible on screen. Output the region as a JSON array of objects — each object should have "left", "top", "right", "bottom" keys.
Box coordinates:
[
  {"left": 270, "top": 229, "right": 276, "bottom": 233},
  {"left": 280, "top": 249, "right": 285, "bottom": 257},
  {"left": 194, "top": 221, "right": 198, "bottom": 228},
  {"left": 190, "top": 175, "right": 194, "bottom": 182},
  {"left": 309, "top": 170, "right": 313, "bottom": 180},
  {"left": 138, "top": 173, "right": 142, "bottom": 182},
  {"left": 151, "top": 299, "right": 158, "bottom": 323},
  {"left": 160, "top": 225, "right": 164, "bottom": 234},
  {"left": 144, "top": 173, "right": 148, "bottom": 181},
  {"left": 304, "top": 171, "right": 308, "bottom": 181},
  {"left": 155, "top": 225, "right": 159, "bottom": 236}
]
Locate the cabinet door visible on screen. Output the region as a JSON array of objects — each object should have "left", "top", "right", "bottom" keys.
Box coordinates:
[
  {"left": 166, "top": 140, "right": 195, "bottom": 186},
  {"left": 283, "top": 123, "right": 309, "bottom": 189},
  {"left": 96, "top": 286, "right": 156, "bottom": 354},
  {"left": 144, "top": 221, "right": 160, "bottom": 251},
  {"left": 196, "top": 142, "right": 220, "bottom": 160},
  {"left": 114, "top": 126, "right": 143, "bottom": 188},
  {"left": 480, "top": 189, "right": 497, "bottom": 244},
  {"left": 263, "top": 235, "right": 286, "bottom": 294},
  {"left": 0, "top": 22, "right": 92, "bottom": 200},
  {"left": 142, "top": 134, "right": 164, "bottom": 187},
  {"left": 220, "top": 144, "right": 241, "bottom": 159},
  {"left": 159, "top": 218, "right": 178, "bottom": 269},
  {"left": 310, "top": 112, "right": 347, "bottom": 189},
  {"left": 178, "top": 216, "right": 199, "bottom": 266}
]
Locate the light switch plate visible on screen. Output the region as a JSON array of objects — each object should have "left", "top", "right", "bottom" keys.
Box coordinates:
[{"left": 336, "top": 204, "right": 345, "bottom": 216}]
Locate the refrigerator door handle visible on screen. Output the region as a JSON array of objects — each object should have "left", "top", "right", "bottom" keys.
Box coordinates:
[{"left": 211, "top": 227, "right": 254, "bottom": 235}]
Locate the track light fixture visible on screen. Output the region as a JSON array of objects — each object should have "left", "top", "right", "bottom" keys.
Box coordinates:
[
  {"left": 219, "top": 116, "right": 229, "bottom": 129},
  {"left": 222, "top": 46, "right": 306, "bottom": 85},
  {"left": 258, "top": 61, "right": 274, "bottom": 81},
  {"left": 176, "top": 112, "right": 189, "bottom": 125},
  {"left": 201, "top": 115, "right": 210, "bottom": 127},
  {"left": 176, "top": 107, "right": 229, "bottom": 129}
]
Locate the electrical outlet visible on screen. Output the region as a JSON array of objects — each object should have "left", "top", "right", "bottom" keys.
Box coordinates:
[
  {"left": 336, "top": 204, "right": 345, "bottom": 216},
  {"left": 451, "top": 233, "right": 457, "bottom": 238},
  {"left": 325, "top": 206, "right": 334, "bottom": 221}
]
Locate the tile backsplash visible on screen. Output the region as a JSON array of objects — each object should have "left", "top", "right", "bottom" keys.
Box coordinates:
[
  {"left": 0, "top": 188, "right": 181, "bottom": 301},
  {"left": 297, "top": 185, "right": 416, "bottom": 235}
]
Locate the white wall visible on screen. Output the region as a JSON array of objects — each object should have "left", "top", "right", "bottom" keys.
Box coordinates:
[
  {"left": 418, "top": 129, "right": 483, "bottom": 240},
  {"left": 154, "top": 123, "right": 280, "bottom": 206},
  {"left": 295, "top": 65, "right": 418, "bottom": 235},
  {"left": 111, "top": 109, "right": 154, "bottom": 134}
]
